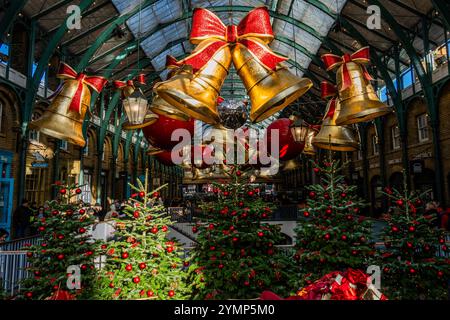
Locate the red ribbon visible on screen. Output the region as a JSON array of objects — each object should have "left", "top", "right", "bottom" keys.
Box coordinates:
[
  {"left": 321, "top": 46, "right": 373, "bottom": 91},
  {"left": 113, "top": 74, "right": 146, "bottom": 91},
  {"left": 321, "top": 81, "right": 338, "bottom": 120},
  {"left": 179, "top": 7, "right": 287, "bottom": 71},
  {"left": 56, "top": 62, "right": 107, "bottom": 114}
]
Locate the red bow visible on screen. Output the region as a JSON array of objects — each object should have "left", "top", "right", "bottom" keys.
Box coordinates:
[
  {"left": 179, "top": 7, "right": 287, "bottom": 71},
  {"left": 56, "top": 62, "right": 107, "bottom": 114},
  {"left": 321, "top": 81, "right": 338, "bottom": 120},
  {"left": 113, "top": 74, "right": 146, "bottom": 91},
  {"left": 321, "top": 47, "right": 373, "bottom": 91}
]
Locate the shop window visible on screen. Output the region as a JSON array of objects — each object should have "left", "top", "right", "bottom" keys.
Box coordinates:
[
  {"left": 60, "top": 140, "right": 68, "bottom": 151},
  {"left": 391, "top": 126, "right": 400, "bottom": 150},
  {"left": 83, "top": 137, "right": 89, "bottom": 156},
  {"left": 372, "top": 135, "right": 379, "bottom": 155},
  {"left": 417, "top": 113, "right": 429, "bottom": 142},
  {"left": 80, "top": 170, "right": 92, "bottom": 204},
  {"left": 25, "top": 168, "right": 48, "bottom": 205}
]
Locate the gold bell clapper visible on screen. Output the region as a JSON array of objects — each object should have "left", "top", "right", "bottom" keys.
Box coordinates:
[
  {"left": 154, "top": 39, "right": 231, "bottom": 124},
  {"left": 29, "top": 62, "right": 107, "bottom": 147},
  {"left": 150, "top": 56, "right": 191, "bottom": 122},
  {"left": 233, "top": 37, "right": 313, "bottom": 123},
  {"left": 313, "top": 81, "right": 359, "bottom": 152},
  {"left": 282, "top": 159, "right": 300, "bottom": 171},
  {"left": 322, "top": 46, "right": 391, "bottom": 125}
]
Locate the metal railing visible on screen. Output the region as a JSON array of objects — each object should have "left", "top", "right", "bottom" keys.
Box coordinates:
[{"left": 0, "top": 236, "right": 42, "bottom": 297}]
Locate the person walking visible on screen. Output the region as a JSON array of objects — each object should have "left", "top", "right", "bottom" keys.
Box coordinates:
[{"left": 12, "top": 199, "right": 33, "bottom": 239}]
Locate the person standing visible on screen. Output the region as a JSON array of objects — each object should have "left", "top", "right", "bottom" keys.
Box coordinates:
[{"left": 12, "top": 199, "right": 33, "bottom": 239}]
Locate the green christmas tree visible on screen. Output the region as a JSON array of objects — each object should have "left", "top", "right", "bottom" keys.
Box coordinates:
[
  {"left": 378, "top": 172, "right": 449, "bottom": 299},
  {"left": 293, "top": 159, "right": 374, "bottom": 288},
  {"left": 19, "top": 182, "right": 100, "bottom": 300},
  {"left": 189, "top": 165, "right": 295, "bottom": 300},
  {"left": 94, "top": 173, "right": 196, "bottom": 300}
]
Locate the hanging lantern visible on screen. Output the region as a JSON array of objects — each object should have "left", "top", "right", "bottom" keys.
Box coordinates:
[
  {"left": 289, "top": 115, "right": 309, "bottom": 144},
  {"left": 122, "top": 88, "right": 151, "bottom": 130},
  {"left": 114, "top": 75, "right": 154, "bottom": 130}
]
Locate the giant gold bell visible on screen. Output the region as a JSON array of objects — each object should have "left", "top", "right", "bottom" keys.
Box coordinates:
[
  {"left": 29, "top": 79, "right": 89, "bottom": 147},
  {"left": 232, "top": 38, "right": 313, "bottom": 123},
  {"left": 335, "top": 61, "right": 391, "bottom": 125},
  {"left": 154, "top": 40, "right": 231, "bottom": 124},
  {"left": 313, "top": 99, "right": 359, "bottom": 152},
  {"left": 303, "top": 127, "right": 319, "bottom": 156}
]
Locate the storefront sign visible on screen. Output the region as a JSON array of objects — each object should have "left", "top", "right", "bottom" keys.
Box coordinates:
[{"left": 31, "top": 161, "right": 49, "bottom": 168}]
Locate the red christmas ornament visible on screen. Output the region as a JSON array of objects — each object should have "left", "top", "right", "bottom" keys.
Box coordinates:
[
  {"left": 121, "top": 252, "right": 129, "bottom": 259},
  {"left": 57, "top": 234, "right": 64, "bottom": 240},
  {"left": 313, "top": 167, "right": 320, "bottom": 173},
  {"left": 52, "top": 210, "right": 59, "bottom": 216},
  {"left": 133, "top": 211, "right": 140, "bottom": 218},
  {"left": 324, "top": 233, "right": 330, "bottom": 240},
  {"left": 409, "top": 268, "right": 416, "bottom": 274},
  {"left": 133, "top": 277, "right": 140, "bottom": 284},
  {"left": 223, "top": 191, "right": 229, "bottom": 197},
  {"left": 303, "top": 211, "right": 310, "bottom": 217},
  {"left": 324, "top": 193, "right": 330, "bottom": 200},
  {"left": 247, "top": 191, "right": 254, "bottom": 196},
  {"left": 38, "top": 226, "right": 45, "bottom": 232},
  {"left": 396, "top": 199, "right": 404, "bottom": 207},
  {"left": 168, "top": 290, "right": 175, "bottom": 297},
  {"left": 406, "top": 242, "right": 413, "bottom": 248},
  {"left": 351, "top": 250, "right": 358, "bottom": 255},
  {"left": 147, "top": 290, "right": 154, "bottom": 297},
  {"left": 236, "top": 170, "right": 242, "bottom": 176},
  {"left": 139, "top": 263, "right": 147, "bottom": 270},
  {"left": 437, "top": 271, "right": 444, "bottom": 277},
  {"left": 244, "top": 281, "right": 250, "bottom": 286},
  {"left": 309, "top": 191, "right": 316, "bottom": 199},
  {"left": 261, "top": 213, "right": 268, "bottom": 218},
  {"left": 25, "top": 292, "right": 33, "bottom": 298},
  {"left": 79, "top": 209, "right": 85, "bottom": 215},
  {"left": 232, "top": 237, "right": 239, "bottom": 242},
  {"left": 257, "top": 232, "right": 264, "bottom": 237},
  {"left": 442, "top": 245, "right": 448, "bottom": 251},
  {"left": 192, "top": 226, "right": 198, "bottom": 233},
  {"left": 325, "top": 208, "right": 332, "bottom": 215},
  {"left": 346, "top": 215, "right": 353, "bottom": 221},
  {"left": 239, "top": 201, "right": 244, "bottom": 207},
  {"left": 75, "top": 188, "right": 82, "bottom": 194},
  {"left": 166, "top": 246, "right": 174, "bottom": 253},
  {"left": 210, "top": 246, "right": 216, "bottom": 251},
  {"left": 78, "top": 227, "right": 86, "bottom": 234},
  {"left": 439, "top": 238, "right": 445, "bottom": 244},
  {"left": 208, "top": 224, "right": 215, "bottom": 230},
  {"left": 59, "top": 189, "right": 67, "bottom": 195},
  {"left": 391, "top": 226, "right": 399, "bottom": 232},
  {"left": 218, "top": 264, "right": 224, "bottom": 269},
  {"left": 265, "top": 118, "right": 304, "bottom": 161},
  {"left": 151, "top": 227, "right": 158, "bottom": 234},
  {"left": 125, "top": 264, "right": 133, "bottom": 271},
  {"left": 162, "top": 226, "right": 168, "bottom": 232},
  {"left": 341, "top": 193, "right": 347, "bottom": 198},
  {"left": 57, "top": 254, "right": 65, "bottom": 260},
  {"left": 143, "top": 114, "right": 194, "bottom": 150},
  {"left": 408, "top": 226, "right": 415, "bottom": 232},
  {"left": 341, "top": 235, "right": 347, "bottom": 241},
  {"left": 26, "top": 252, "right": 33, "bottom": 258}
]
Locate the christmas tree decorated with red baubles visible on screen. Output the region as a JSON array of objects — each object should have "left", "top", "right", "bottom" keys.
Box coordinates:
[
  {"left": 378, "top": 171, "right": 449, "bottom": 299},
  {"left": 94, "top": 172, "right": 196, "bottom": 300},
  {"left": 293, "top": 159, "right": 374, "bottom": 288},
  {"left": 19, "top": 182, "right": 100, "bottom": 300},
  {"left": 188, "top": 165, "right": 295, "bottom": 300}
]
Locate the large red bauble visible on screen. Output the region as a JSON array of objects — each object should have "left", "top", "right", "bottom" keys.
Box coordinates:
[
  {"left": 183, "top": 145, "right": 215, "bottom": 169},
  {"left": 142, "top": 114, "right": 194, "bottom": 150},
  {"left": 264, "top": 118, "right": 304, "bottom": 161}
]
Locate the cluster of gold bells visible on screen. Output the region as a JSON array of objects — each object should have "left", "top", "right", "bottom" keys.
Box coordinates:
[
  {"left": 310, "top": 47, "right": 391, "bottom": 153},
  {"left": 152, "top": 7, "right": 313, "bottom": 124}
]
